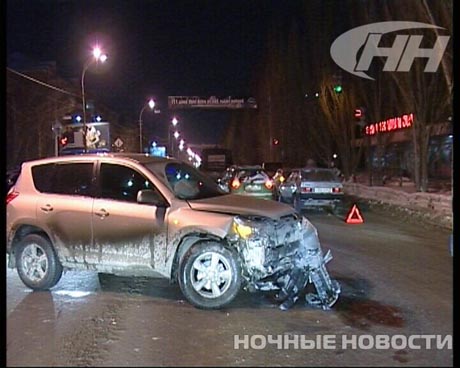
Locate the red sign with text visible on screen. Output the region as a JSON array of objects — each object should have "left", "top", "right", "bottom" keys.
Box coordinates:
[{"left": 365, "top": 113, "right": 414, "bottom": 136}]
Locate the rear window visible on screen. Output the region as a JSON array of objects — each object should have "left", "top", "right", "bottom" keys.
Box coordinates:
[
  {"left": 301, "top": 170, "right": 338, "bottom": 182},
  {"left": 237, "top": 169, "right": 268, "bottom": 180},
  {"left": 32, "top": 163, "right": 94, "bottom": 196}
]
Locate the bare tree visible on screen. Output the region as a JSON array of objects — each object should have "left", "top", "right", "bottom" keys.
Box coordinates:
[
  {"left": 316, "top": 75, "right": 363, "bottom": 178},
  {"left": 380, "top": 0, "right": 452, "bottom": 191}
]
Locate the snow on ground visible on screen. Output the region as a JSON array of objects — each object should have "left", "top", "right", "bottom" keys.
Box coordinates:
[{"left": 343, "top": 174, "right": 453, "bottom": 230}]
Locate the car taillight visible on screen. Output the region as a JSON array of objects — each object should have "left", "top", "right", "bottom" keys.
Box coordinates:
[
  {"left": 6, "top": 190, "right": 19, "bottom": 205},
  {"left": 265, "top": 180, "right": 274, "bottom": 190},
  {"left": 333, "top": 187, "right": 342, "bottom": 193},
  {"left": 301, "top": 187, "right": 312, "bottom": 193},
  {"left": 231, "top": 178, "right": 241, "bottom": 189}
]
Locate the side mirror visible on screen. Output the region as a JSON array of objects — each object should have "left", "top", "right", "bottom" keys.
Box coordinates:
[{"left": 137, "top": 189, "right": 168, "bottom": 207}]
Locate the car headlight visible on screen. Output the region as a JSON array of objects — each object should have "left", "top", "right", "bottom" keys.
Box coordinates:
[
  {"left": 233, "top": 216, "right": 260, "bottom": 239},
  {"left": 280, "top": 183, "right": 296, "bottom": 193}
]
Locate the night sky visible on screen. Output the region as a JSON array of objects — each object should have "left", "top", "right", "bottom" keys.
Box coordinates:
[{"left": 7, "top": 0, "right": 298, "bottom": 145}]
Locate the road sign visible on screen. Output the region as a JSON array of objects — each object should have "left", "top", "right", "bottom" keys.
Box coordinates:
[
  {"left": 114, "top": 137, "right": 124, "bottom": 148},
  {"left": 345, "top": 204, "right": 364, "bottom": 224}
]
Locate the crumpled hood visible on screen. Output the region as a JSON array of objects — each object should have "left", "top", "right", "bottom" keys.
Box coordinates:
[{"left": 188, "top": 194, "right": 295, "bottom": 219}]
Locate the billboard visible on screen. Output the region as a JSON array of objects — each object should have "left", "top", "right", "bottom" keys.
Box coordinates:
[
  {"left": 168, "top": 96, "right": 257, "bottom": 109},
  {"left": 60, "top": 122, "right": 111, "bottom": 150}
]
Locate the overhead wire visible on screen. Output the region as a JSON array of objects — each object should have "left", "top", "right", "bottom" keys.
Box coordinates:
[{"left": 6, "top": 66, "right": 127, "bottom": 132}]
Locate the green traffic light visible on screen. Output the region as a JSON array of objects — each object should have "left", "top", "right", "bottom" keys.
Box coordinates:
[{"left": 334, "top": 85, "right": 343, "bottom": 93}]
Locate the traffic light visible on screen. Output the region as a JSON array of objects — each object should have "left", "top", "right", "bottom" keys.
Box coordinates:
[
  {"left": 272, "top": 138, "right": 280, "bottom": 145},
  {"left": 354, "top": 107, "right": 366, "bottom": 120},
  {"left": 354, "top": 107, "right": 366, "bottom": 130},
  {"left": 60, "top": 136, "right": 68, "bottom": 147},
  {"left": 60, "top": 129, "right": 74, "bottom": 148},
  {"left": 332, "top": 72, "right": 343, "bottom": 94}
]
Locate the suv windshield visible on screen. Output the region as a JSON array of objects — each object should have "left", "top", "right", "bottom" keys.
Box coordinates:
[{"left": 146, "top": 161, "right": 226, "bottom": 200}]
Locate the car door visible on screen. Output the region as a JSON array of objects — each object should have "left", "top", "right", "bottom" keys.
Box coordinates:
[
  {"left": 92, "top": 162, "right": 168, "bottom": 271},
  {"left": 34, "top": 162, "right": 96, "bottom": 264}
]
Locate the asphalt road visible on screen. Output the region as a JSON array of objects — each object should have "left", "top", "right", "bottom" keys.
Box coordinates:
[{"left": 6, "top": 204, "right": 453, "bottom": 367}]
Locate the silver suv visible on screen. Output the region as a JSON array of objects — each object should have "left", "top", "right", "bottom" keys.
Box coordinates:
[{"left": 6, "top": 153, "right": 340, "bottom": 310}]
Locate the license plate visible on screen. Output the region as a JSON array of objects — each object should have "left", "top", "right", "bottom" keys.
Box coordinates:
[
  {"left": 246, "top": 184, "right": 261, "bottom": 191},
  {"left": 315, "top": 188, "right": 332, "bottom": 193}
]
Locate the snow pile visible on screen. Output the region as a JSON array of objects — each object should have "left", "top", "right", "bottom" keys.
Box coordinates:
[{"left": 344, "top": 182, "right": 453, "bottom": 230}]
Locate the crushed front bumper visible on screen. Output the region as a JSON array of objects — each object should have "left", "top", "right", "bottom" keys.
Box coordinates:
[{"left": 232, "top": 214, "right": 340, "bottom": 310}]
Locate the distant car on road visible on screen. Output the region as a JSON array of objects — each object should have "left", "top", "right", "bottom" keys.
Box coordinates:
[
  {"left": 6, "top": 166, "right": 21, "bottom": 194},
  {"left": 228, "top": 166, "right": 275, "bottom": 200},
  {"left": 278, "top": 168, "right": 344, "bottom": 211}
]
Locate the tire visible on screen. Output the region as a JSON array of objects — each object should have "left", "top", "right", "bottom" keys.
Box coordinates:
[
  {"left": 178, "top": 241, "right": 242, "bottom": 309},
  {"left": 15, "top": 234, "right": 63, "bottom": 290}
]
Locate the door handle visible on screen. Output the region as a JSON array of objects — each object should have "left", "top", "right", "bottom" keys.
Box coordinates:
[
  {"left": 94, "top": 209, "right": 109, "bottom": 219},
  {"left": 40, "top": 204, "right": 53, "bottom": 212}
]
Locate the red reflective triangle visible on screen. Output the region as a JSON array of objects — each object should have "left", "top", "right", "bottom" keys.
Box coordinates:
[{"left": 345, "top": 204, "right": 364, "bottom": 224}]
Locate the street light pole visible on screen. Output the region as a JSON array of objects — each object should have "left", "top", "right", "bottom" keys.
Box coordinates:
[
  {"left": 170, "top": 117, "right": 178, "bottom": 157},
  {"left": 139, "top": 99, "right": 155, "bottom": 152},
  {"left": 173, "top": 130, "right": 180, "bottom": 157},
  {"left": 81, "top": 47, "right": 107, "bottom": 152}
]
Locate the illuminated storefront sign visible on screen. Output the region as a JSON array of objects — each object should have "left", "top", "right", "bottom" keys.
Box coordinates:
[{"left": 365, "top": 113, "right": 414, "bottom": 136}]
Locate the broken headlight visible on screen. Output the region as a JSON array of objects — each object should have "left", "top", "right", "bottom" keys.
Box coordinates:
[
  {"left": 232, "top": 216, "right": 262, "bottom": 240},
  {"left": 231, "top": 216, "right": 269, "bottom": 275}
]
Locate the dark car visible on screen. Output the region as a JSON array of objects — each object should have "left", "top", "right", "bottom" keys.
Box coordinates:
[
  {"left": 227, "top": 166, "right": 275, "bottom": 200},
  {"left": 6, "top": 166, "right": 21, "bottom": 194},
  {"left": 278, "top": 168, "right": 344, "bottom": 211}
]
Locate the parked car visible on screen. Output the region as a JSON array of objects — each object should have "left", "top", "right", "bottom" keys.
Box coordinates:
[
  {"left": 6, "top": 166, "right": 21, "bottom": 194},
  {"left": 278, "top": 168, "right": 344, "bottom": 211},
  {"left": 227, "top": 166, "right": 275, "bottom": 200},
  {"left": 6, "top": 153, "right": 340, "bottom": 310}
]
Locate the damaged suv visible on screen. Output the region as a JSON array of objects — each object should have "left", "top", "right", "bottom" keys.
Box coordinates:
[{"left": 6, "top": 154, "right": 340, "bottom": 310}]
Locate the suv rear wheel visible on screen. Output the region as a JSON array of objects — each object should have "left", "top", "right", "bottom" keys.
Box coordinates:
[
  {"left": 178, "top": 241, "right": 241, "bottom": 309},
  {"left": 16, "top": 234, "right": 63, "bottom": 290}
]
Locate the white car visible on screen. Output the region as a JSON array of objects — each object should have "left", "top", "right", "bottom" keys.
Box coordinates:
[{"left": 279, "top": 168, "right": 344, "bottom": 211}]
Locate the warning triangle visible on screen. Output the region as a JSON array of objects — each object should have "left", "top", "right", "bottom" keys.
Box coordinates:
[{"left": 345, "top": 204, "right": 364, "bottom": 224}]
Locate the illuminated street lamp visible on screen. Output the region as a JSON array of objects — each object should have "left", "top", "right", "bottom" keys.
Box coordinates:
[
  {"left": 81, "top": 46, "right": 107, "bottom": 152},
  {"left": 169, "top": 117, "right": 179, "bottom": 156},
  {"left": 139, "top": 99, "right": 156, "bottom": 152}
]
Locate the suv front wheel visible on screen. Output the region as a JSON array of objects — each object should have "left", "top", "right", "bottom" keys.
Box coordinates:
[
  {"left": 16, "top": 234, "right": 63, "bottom": 290},
  {"left": 178, "top": 241, "right": 242, "bottom": 309}
]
